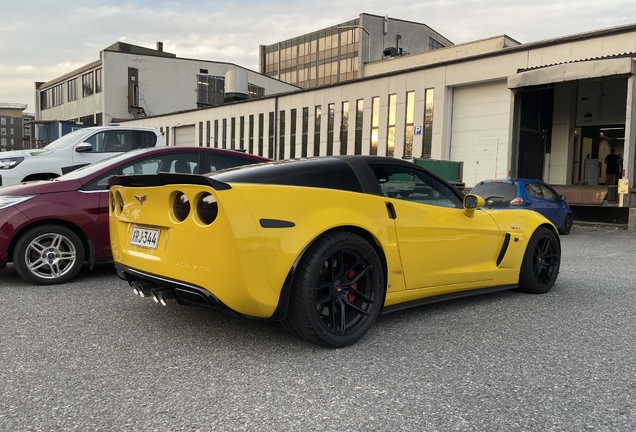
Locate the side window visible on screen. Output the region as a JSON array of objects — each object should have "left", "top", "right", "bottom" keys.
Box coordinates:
[
  {"left": 133, "top": 131, "right": 158, "bottom": 149},
  {"left": 85, "top": 131, "right": 133, "bottom": 152},
  {"left": 82, "top": 169, "right": 118, "bottom": 191},
  {"left": 206, "top": 154, "right": 257, "bottom": 173},
  {"left": 525, "top": 183, "right": 544, "bottom": 200},
  {"left": 540, "top": 184, "right": 558, "bottom": 201},
  {"left": 369, "top": 164, "right": 463, "bottom": 209}
]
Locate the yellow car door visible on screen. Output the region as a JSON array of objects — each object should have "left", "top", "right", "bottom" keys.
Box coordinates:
[{"left": 370, "top": 163, "right": 502, "bottom": 290}]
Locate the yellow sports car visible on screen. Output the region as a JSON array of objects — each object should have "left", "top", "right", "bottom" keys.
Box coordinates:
[{"left": 109, "top": 156, "right": 561, "bottom": 348}]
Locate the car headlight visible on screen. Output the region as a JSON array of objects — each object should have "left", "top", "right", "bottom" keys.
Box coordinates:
[
  {"left": 0, "top": 195, "right": 38, "bottom": 209},
  {"left": 0, "top": 157, "right": 25, "bottom": 169}
]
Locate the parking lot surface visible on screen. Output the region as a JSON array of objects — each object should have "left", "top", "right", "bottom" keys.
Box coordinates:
[{"left": 1, "top": 226, "right": 634, "bottom": 431}]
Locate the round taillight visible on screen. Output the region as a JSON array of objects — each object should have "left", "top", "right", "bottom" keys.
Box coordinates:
[
  {"left": 197, "top": 193, "right": 218, "bottom": 225},
  {"left": 118, "top": 192, "right": 124, "bottom": 212},
  {"left": 173, "top": 192, "right": 190, "bottom": 222},
  {"left": 111, "top": 193, "right": 116, "bottom": 212}
]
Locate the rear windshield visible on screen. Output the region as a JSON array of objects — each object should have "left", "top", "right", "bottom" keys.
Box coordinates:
[
  {"left": 212, "top": 158, "right": 363, "bottom": 193},
  {"left": 471, "top": 182, "right": 517, "bottom": 207}
]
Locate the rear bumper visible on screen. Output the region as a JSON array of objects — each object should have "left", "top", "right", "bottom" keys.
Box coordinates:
[{"left": 115, "top": 263, "right": 245, "bottom": 317}]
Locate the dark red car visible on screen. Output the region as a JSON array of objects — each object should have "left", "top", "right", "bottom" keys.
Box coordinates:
[{"left": 0, "top": 147, "right": 269, "bottom": 285}]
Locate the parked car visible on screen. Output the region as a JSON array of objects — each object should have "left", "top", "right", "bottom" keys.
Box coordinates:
[
  {"left": 0, "top": 125, "right": 164, "bottom": 187},
  {"left": 470, "top": 179, "right": 574, "bottom": 235},
  {"left": 109, "top": 156, "right": 562, "bottom": 348},
  {"left": 0, "top": 147, "right": 269, "bottom": 285}
]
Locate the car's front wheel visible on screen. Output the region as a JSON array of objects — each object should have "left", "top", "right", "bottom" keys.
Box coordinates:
[
  {"left": 518, "top": 227, "right": 560, "bottom": 294},
  {"left": 284, "top": 232, "right": 384, "bottom": 348},
  {"left": 559, "top": 214, "right": 573, "bottom": 235},
  {"left": 13, "top": 225, "right": 85, "bottom": 285}
]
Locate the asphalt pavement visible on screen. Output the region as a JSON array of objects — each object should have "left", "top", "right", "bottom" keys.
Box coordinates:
[{"left": 1, "top": 225, "right": 634, "bottom": 431}]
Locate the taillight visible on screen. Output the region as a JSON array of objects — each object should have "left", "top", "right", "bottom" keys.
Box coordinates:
[
  {"left": 173, "top": 192, "right": 190, "bottom": 221},
  {"left": 510, "top": 197, "right": 524, "bottom": 206},
  {"left": 197, "top": 193, "right": 218, "bottom": 225}
]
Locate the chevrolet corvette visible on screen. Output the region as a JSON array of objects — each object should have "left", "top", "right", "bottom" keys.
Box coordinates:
[{"left": 109, "top": 156, "right": 561, "bottom": 347}]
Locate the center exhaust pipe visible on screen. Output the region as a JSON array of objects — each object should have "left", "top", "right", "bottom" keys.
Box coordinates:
[
  {"left": 130, "top": 281, "right": 154, "bottom": 298},
  {"left": 150, "top": 288, "right": 175, "bottom": 306}
]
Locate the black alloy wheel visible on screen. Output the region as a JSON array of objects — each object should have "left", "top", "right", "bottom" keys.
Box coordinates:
[
  {"left": 518, "top": 227, "right": 561, "bottom": 294},
  {"left": 284, "top": 232, "right": 384, "bottom": 348}
]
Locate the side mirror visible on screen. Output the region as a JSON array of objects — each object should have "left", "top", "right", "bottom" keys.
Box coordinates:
[
  {"left": 463, "top": 194, "right": 485, "bottom": 217},
  {"left": 560, "top": 195, "right": 567, "bottom": 202},
  {"left": 75, "top": 142, "right": 93, "bottom": 153}
]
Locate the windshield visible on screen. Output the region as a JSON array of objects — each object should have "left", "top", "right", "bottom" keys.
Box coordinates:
[
  {"left": 42, "top": 128, "right": 96, "bottom": 151},
  {"left": 56, "top": 148, "right": 153, "bottom": 180}
]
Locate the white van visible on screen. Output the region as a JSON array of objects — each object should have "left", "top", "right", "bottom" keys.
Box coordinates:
[{"left": 0, "top": 126, "right": 164, "bottom": 187}]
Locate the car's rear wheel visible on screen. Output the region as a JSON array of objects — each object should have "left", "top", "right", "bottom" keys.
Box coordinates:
[
  {"left": 559, "top": 214, "right": 573, "bottom": 235},
  {"left": 14, "top": 225, "right": 85, "bottom": 285},
  {"left": 284, "top": 232, "right": 384, "bottom": 348},
  {"left": 518, "top": 227, "right": 560, "bottom": 294}
]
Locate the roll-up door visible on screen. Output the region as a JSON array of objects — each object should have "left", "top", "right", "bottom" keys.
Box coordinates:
[
  {"left": 174, "top": 125, "right": 195, "bottom": 147},
  {"left": 450, "top": 81, "right": 511, "bottom": 188}
]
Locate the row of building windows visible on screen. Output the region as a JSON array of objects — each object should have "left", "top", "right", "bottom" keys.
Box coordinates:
[
  {"left": 41, "top": 68, "right": 102, "bottom": 110},
  {"left": 0, "top": 117, "right": 16, "bottom": 125},
  {"left": 182, "top": 89, "right": 435, "bottom": 159}
]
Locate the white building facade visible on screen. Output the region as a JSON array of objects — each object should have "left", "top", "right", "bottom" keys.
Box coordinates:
[{"left": 117, "top": 24, "right": 636, "bottom": 213}]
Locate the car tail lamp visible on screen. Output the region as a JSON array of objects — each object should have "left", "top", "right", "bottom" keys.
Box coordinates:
[
  {"left": 510, "top": 197, "right": 525, "bottom": 206},
  {"left": 197, "top": 193, "right": 218, "bottom": 225},
  {"left": 173, "top": 192, "right": 190, "bottom": 222}
]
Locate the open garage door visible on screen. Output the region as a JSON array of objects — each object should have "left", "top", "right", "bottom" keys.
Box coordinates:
[
  {"left": 450, "top": 81, "right": 512, "bottom": 188},
  {"left": 174, "top": 125, "right": 195, "bottom": 147}
]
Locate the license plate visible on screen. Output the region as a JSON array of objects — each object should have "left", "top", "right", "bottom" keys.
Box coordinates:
[{"left": 130, "top": 226, "right": 160, "bottom": 249}]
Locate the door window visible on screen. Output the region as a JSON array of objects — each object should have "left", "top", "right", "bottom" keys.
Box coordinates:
[{"left": 369, "top": 164, "right": 463, "bottom": 209}]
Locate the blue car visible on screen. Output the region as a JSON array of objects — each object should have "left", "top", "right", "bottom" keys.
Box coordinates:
[{"left": 471, "top": 179, "right": 574, "bottom": 235}]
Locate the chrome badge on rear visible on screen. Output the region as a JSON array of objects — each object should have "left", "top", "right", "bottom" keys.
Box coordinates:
[{"left": 135, "top": 195, "right": 147, "bottom": 205}]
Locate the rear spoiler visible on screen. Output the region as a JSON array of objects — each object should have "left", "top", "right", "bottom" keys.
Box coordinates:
[{"left": 108, "top": 173, "right": 232, "bottom": 190}]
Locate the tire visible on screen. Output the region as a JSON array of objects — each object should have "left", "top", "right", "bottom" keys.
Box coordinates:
[
  {"left": 559, "top": 214, "right": 573, "bottom": 235},
  {"left": 518, "top": 227, "right": 560, "bottom": 294},
  {"left": 13, "top": 225, "right": 85, "bottom": 285},
  {"left": 284, "top": 232, "right": 384, "bottom": 348}
]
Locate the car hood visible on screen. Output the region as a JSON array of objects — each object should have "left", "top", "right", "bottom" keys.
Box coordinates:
[
  {"left": 0, "top": 149, "right": 52, "bottom": 158},
  {"left": 0, "top": 178, "right": 83, "bottom": 195}
]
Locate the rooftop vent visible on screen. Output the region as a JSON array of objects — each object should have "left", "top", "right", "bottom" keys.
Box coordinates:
[{"left": 157, "top": 42, "right": 163, "bottom": 52}]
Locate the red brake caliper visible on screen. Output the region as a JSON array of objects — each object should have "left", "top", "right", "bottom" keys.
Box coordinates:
[{"left": 347, "top": 269, "right": 357, "bottom": 302}]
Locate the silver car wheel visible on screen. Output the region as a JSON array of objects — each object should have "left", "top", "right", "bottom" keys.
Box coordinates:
[{"left": 23, "top": 233, "right": 78, "bottom": 280}]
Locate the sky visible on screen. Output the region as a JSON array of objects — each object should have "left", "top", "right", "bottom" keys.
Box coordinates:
[{"left": 1, "top": 0, "right": 635, "bottom": 112}]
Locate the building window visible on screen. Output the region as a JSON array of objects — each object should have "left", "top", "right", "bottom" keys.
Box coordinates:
[
  {"left": 83, "top": 71, "right": 95, "bottom": 97},
  {"left": 222, "top": 119, "right": 227, "bottom": 149},
  {"left": 199, "top": 122, "right": 203, "bottom": 147},
  {"left": 0, "top": 118, "right": 5, "bottom": 125},
  {"left": 404, "top": 91, "right": 415, "bottom": 158},
  {"left": 314, "top": 105, "right": 321, "bottom": 156},
  {"left": 68, "top": 78, "right": 78, "bottom": 102},
  {"left": 387, "top": 94, "right": 397, "bottom": 157},
  {"left": 290, "top": 109, "right": 297, "bottom": 159},
  {"left": 206, "top": 120, "right": 211, "bottom": 147},
  {"left": 239, "top": 116, "right": 245, "bottom": 150},
  {"left": 214, "top": 120, "right": 219, "bottom": 148},
  {"left": 327, "top": 103, "right": 335, "bottom": 156},
  {"left": 279, "top": 110, "right": 286, "bottom": 159},
  {"left": 230, "top": 117, "right": 236, "bottom": 149},
  {"left": 428, "top": 37, "right": 445, "bottom": 51},
  {"left": 1, "top": 128, "right": 5, "bottom": 135},
  {"left": 422, "top": 88, "right": 434, "bottom": 158},
  {"left": 340, "top": 101, "right": 349, "bottom": 155},
  {"left": 95, "top": 68, "right": 102, "bottom": 93},
  {"left": 249, "top": 114, "right": 254, "bottom": 154},
  {"left": 258, "top": 113, "right": 264, "bottom": 156},
  {"left": 301, "top": 107, "right": 309, "bottom": 157},
  {"left": 40, "top": 84, "right": 64, "bottom": 110},
  {"left": 268, "top": 111, "right": 275, "bottom": 159},
  {"left": 355, "top": 99, "right": 364, "bottom": 155},
  {"left": 95, "top": 113, "right": 103, "bottom": 126},
  {"left": 165, "top": 126, "right": 170, "bottom": 146},
  {"left": 370, "top": 96, "right": 380, "bottom": 156}
]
